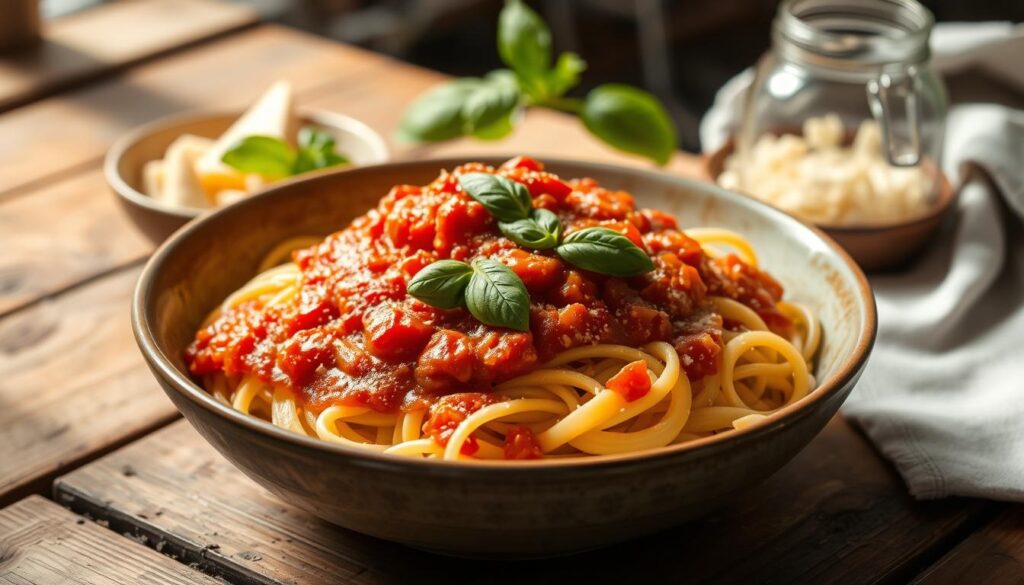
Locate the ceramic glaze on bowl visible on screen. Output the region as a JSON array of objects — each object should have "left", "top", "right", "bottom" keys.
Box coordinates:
[{"left": 133, "top": 158, "right": 875, "bottom": 558}]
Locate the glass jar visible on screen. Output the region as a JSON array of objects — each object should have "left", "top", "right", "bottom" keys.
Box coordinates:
[{"left": 731, "top": 0, "right": 948, "bottom": 225}]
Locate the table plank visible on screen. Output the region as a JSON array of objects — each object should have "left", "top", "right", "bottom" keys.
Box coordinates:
[
  {"left": 914, "top": 509, "right": 1024, "bottom": 584},
  {"left": 0, "top": 495, "right": 219, "bottom": 584},
  {"left": 0, "top": 25, "right": 388, "bottom": 200},
  {"left": 0, "top": 265, "right": 176, "bottom": 505},
  {"left": 54, "top": 417, "right": 986, "bottom": 584},
  {"left": 0, "top": 0, "right": 257, "bottom": 113}
]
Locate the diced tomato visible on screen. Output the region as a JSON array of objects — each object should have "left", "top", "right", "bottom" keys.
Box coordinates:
[
  {"left": 278, "top": 327, "right": 335, "bottom": 386},
  {"left": 606, "top": 360, "right": 652, "bottom": 402},
  {"left": 504, "top": 425, "right": 544, "bottom": 459},
  {"left": 415, "top": 330, "right": 476, "bottom": 391},
  {"left": 422, "top": 393, "right": 495, "bottom": 448},
  {"left": 362, "top": 305, "right": 433, "bottom": 360},
  {"left": 501, "top": 249, "right": 565, "bottom": 293},
  {"left": 501, "top": 155, "right": 543, "bottom": 171}
]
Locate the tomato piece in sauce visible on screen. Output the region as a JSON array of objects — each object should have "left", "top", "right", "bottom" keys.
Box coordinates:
[
  {"left": 422, "top": 393, "right": 495, "bottom": 455},
  {"left": 606, "top": 360, "right": 652, "bottom": 402},
  {"left": 504, "top": 425, "right": 544, "bottom": 460}
]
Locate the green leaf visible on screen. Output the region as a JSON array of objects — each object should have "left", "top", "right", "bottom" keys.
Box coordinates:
[
  {"left": 221, "top": 135, "right": 296, "bottom": 179},
  {"left": 397, "top": 79, "right": 480, "bottom": 143},
  {"left": 466, "top": 259, "right": 531, "bottom": 331},
  {"left": 498, "top": 0, "right": 551, "bottom": 79},
  {"left": 462, "top": 70, "right": 522, "bottom": 138},
  {"left": 293, "top": 126, "right": 349, "bottom": 174},
  {"left": 298, "top": 126, "right": 336, "bottom": 151},
  {"left": 406, "top": 260, "right": 473, "bottom": 309},
  {"left": 457, "top": 173, "right": 533, "bottom": 222},
  {"left": 556, "top": 227, "right": 655, "bottom": 277},
  {"left": 545, "top": 52, "right": 586, "bottom": 97},
  {"left": 580, "top": 84, "right": 677, "bottom": 165},
  {"left": 498, "top": 208, "right": 562, "bottom": 250}
]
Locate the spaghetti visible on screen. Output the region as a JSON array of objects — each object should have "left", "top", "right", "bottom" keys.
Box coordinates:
[{"left": 187, "top": 157, "right": 820, "bottom": 461}]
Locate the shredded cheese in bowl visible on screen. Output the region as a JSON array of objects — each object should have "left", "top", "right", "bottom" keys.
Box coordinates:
[{"left": 718, "top": 114, "right": 934, "bottom": 226}]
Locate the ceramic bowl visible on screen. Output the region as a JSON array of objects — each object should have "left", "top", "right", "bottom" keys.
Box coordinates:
[
  {"left": 106, "top": 108, "right": 389, "bottom": 243},
  {"left": 133, "top": 157, "right": 876, "bottom": 558},
  {"left": 704, "top": 140, "right": 956, "bottom": 272}
]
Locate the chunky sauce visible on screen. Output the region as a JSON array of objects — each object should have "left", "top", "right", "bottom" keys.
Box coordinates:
[{"left": 186, "top": 156, "right": 789, "bottom": 414}]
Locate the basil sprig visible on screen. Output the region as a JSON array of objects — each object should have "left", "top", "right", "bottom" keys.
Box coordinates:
[
  {"left": 407, "top": 258, "right": 530, "bottom": 331},
  {"left": 556, "top": 227, "right": 655, "bottom": 277},
  {"left": 222, "top": 126, "right": 349, "bottom": 179},
  {"left": 459, "top": 173, "right": 561, "bottom": 249},
  {"left": 409, "top": 170, "right": 656, "bottom": 329},
  {"left": 499, "top": 208, "right": 561, "bottom": 250},
  {"left": 397, "top": 0, "right": 676, "bottom": 165},
  {"left": 458, "top": 171, "right": 654, "bottom": 276}
]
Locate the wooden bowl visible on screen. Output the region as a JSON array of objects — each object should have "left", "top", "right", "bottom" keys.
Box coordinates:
[
  {"left": 105, "top": 108, "right": 389, "bottom": 243},
  {"left": 704, "top": 140, "right": 956, "bottom": 272},
  {"left": 133, "top": 157, "right": 876, "bottom": 558}
]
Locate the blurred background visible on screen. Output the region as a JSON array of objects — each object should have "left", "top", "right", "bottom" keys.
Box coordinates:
[{"left": 37, "top": 0, "right": 1024, "bottom": 151}]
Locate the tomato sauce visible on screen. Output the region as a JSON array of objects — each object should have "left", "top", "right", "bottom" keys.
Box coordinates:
[{"left": 185, "top": 156, "right": 790, "bottom": 414}]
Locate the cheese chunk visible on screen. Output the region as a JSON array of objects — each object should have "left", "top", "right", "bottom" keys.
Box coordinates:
[
  {"left": 194, "top": 80, "right": 297, "bottom": 196},
  {"left": 159, "top": 134, "right": 215, "bottom": 209}
]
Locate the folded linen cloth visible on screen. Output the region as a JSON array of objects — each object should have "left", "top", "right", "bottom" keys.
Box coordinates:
[{"left": 700, "top": 23, "right": 1024, "bottom": 501}]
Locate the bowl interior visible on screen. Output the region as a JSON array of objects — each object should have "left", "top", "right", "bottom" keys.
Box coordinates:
[
  {"left": 113, "top": 109, "right": 389, "bottom": 216},
  {"left": 141, "top": 157, "right": 873, "bottom": 463}
]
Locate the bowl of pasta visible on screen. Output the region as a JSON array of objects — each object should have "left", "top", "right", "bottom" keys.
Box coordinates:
[{"left": 133, "top": 155, "right": 875, "bottom": 558}]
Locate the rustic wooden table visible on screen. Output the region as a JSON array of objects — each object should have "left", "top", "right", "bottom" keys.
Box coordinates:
[{"left": 1, "top": 2, "right": 1021, "bottom": 583}]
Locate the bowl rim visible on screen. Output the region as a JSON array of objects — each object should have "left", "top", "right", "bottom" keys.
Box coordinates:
[
  {"left": 105, "top": 107, "right": 390, "bottom": 220},
  {"left": 132, "top": 156, "right": 877, "bottom": 473},
  {"left": 702, "top": 139, "right": 958, "bottom": 233}
]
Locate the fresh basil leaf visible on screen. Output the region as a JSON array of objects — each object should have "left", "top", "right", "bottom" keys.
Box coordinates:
[
  {"left": 406, "top": 260, "right": 473, "bottom": 309},
  {"left": 556, "top": 227, "right": 655, "bottom": 277},
  {"left": 458, "top": 173, "right": 533, "bottom": 222},
  {"left": 293, "top": 126, "right": 349, "bottom": 174},
  {"left": 221, "top": 135, "right": 296, "bottom": 179},
  {"left": 463, "top": 70, "right": 522, "bottom": 139},
  {"left": 466, "top": 259, "right": 531, "bottom": 331},
  {"left": 498, "top": 0, "right": 551, "bottom": 79},
  {"left": 498, "top": 208, "right": 562, "bottom": 250},
  {"left": 298, "top": 126, "right": 336, "bottom": 151},
  {"left": 545, "top": 52, "right": 586, "bottom": 97},
  {"left": 471, "top": 109, "right": 518, "bottom": 141},
  {"left": 580, "top": 84, "right": 677, "bottom": 165},
  {"left": 397, "top": 79, "right": 480, "bottom": 143}
]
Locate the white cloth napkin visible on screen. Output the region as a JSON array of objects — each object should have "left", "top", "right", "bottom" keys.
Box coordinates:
[{"left": 700, "top": 23, "right": 1024, "bottom": 501}]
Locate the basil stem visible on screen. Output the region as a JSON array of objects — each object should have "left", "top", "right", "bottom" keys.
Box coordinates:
[
  {"left": 458, "top": 173, "right": 533, "bottom": 222},
  {"left": 466, "top": 259, "right": 531, "bottom": 331},
  {"left": 556, "top": 227, "right": 655, "bottom": 277},
  {"left": 406, "top": 260, "right": 474, "bottom": 309}
]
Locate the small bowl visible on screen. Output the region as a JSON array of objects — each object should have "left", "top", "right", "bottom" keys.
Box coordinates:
[
  {"left": 106, "top": 108, "right": 389, "bottom": 243},
  {"left": 133, "top": 157, "right": 876, "bottom": 558},
  {"left": 704, "top": 140, "right": 956, "bottom": 272}
]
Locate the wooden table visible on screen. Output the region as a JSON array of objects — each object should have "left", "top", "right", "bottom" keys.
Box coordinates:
[{"left": 1, "top": 2, "right": 1020, "bottom": 583}]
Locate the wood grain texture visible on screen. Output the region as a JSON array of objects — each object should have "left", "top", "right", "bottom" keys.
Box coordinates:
[
  {"left": 0, "top": 0, "right": 257, "bottom": 113},
  {"left": 0, "top": 25, "right": 389, "bottom": 199},
  {"left": 0, "top": 495, "right": 219, "bottom": 584},
  {"left": 914, "top": 509, "right": 1024, "bottom": 584},
  {"left": 0, "top": 265, "right": 177, "bottom": 505},
  {"left": 54, "top": 417, "right": 986, "bottom": 585}
]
